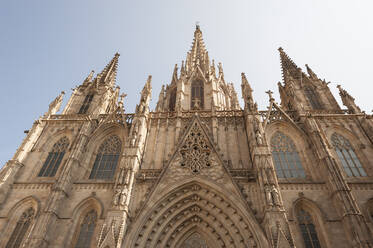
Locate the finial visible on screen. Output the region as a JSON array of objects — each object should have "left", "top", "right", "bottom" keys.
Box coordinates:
[
  {"left": 265, "top": 90, "right": 274, "bottom": 101},
  {"left": 119, "top": 93, "right": 127, "bottom": 103},
  {"left": 196, "top": 21, "right": 200, "bottom": 30}
]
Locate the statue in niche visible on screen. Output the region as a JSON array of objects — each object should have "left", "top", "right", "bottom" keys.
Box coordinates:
[
  {"left": 113, "top": 187, "right": 121, "bottom": 206},
  {"left": 255, "top": 130, "right": 263, "bottom": 145},
  {"left": 271, "top": 185, "right": 281, "bottom": 207}
]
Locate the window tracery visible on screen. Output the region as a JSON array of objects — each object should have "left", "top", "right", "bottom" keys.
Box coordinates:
[
  {"left": 74, "top": 210, "right": 97, "bottom": 248},
  {"left": 304, "top": 86, "right": 323, "bottom": 109},
  {"left": 89, "top": 135, "right": 121, "bottom": 180},
  {"left": 78, "top": 94, "right": 94, "bottom": 114},
  {"left": 331, "top": 133, "right": 366, "bottom": 177},
  {"left": 191, "top": 80, "right": 204, "bottom": 109},
  {"left": 270, "top": 132, "right": 306, "bottom": 178},
  {"left": 179, "top": 122, "right": 211, "bottom": 174},
  {"left": 6, "top": 208, "right": 35, "bottom": 248},
  {"left": 38, "top": 136, "right": 69, "bottom": 177},
  {"left": 297, "top": 208, "right": 321, "bottom": 248}
]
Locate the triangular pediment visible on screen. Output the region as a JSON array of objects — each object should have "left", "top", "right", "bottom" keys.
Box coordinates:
[{"left": 134, "top": 114, "right": 255, "bottom": 218}]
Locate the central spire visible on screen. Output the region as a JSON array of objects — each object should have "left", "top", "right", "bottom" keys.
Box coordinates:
[{"left": 185, "top": 25, "right": 210, "bottom": 73}]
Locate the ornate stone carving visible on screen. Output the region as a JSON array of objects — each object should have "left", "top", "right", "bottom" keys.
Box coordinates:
[{"left": 179, "top": 121, "right": 212, "bottom": 174}]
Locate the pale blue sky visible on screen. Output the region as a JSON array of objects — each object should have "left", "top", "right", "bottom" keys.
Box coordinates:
[{"left": 0, "top": 0, "right": 372, "bottom": 167}]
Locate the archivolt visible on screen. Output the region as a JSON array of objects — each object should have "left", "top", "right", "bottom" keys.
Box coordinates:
[{"left": 129, "top": 183, "right": 260, "bottom": 248}]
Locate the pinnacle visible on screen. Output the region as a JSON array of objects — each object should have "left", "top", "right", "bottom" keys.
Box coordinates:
[
  {"left": 97, "top": 53, "right": 120, "bottom": 85},
  {"left": 278, "top": 47, "right": 302, "bottom": 82},
  {"left": 185, "top": 24, "right": 209, "bottom": 72}
]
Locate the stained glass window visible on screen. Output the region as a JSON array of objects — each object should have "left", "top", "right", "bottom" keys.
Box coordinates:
[
  {"left": 271, "top": 132, "right": 306, "bottom": 178},
  {"left": 297, "top": 208, "right": 321, "bottom": 248},
  {"left": 38, "top": 137, "right": 69, "bottom": 177},
  {"left": 331, "top": 133, "right": 366, "bottom": 177},
  {"left": 191, "top": 80, "right": 204, "bottom": 109},
  {"left": 169, "top": 88, "right": 176, "bottom": 111},
  {"left": 78, "top": 94, "right": 94, "bottom": 114},
  {"left": 89, "top": 135, "right": 121, "bottom": 180},
  {"left": 74, "top": 210, "right": 97, "bottom": 248},
  {"left": 6, "top": 208, "right": 35, "bottom": 248},
  {"left": 304, "top": 86, "right": 323, "bottom": 109}
]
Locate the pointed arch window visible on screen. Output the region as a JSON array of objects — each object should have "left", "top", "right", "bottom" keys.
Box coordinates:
[
  {"left": 297, "top": 208, "right": 321, "bottom": 248},
  {"left": 78, "top": 94, "right": 94, "bottom": 114},
  {"left": 191, "top": 80, "right": 204, "bottom": 109},
  {"left": 74, "top": 210, "right": 97, "bottom": 248},
  {"left": 270, "top": 132, "right": 306, "bottom": 178},
  {"left": 331, "top": 133, "right": 366, "bottom": 177},
  {"left": 304, "top": 86, "right": 323, "bottom": 109},
  {"left": 6, "top": 208, "right": 35, "bottom": 248},
  {"left": 169, "top": 88, "right": 177, "bottom": 111},
  {"left": 38, "top": 137, "right": 69, "bottom": 177},
  {"left": 89, "top": 135, "right": 121, "bottom": 180}
]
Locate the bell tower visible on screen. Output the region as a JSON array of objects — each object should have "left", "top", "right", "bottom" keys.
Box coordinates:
[
  {"left": 63, "top": 53, "right": 121, "bottom": 117},
  {"left": 277, "top": 48, "right": 340, "bottom": 112},
  {"left": 155, "top": 25, "right": 240, "bottom": 112}
]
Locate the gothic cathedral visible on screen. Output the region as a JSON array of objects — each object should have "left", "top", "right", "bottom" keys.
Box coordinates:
[{"left": 0, "top": 26, "right": 372, "bottom": 248}]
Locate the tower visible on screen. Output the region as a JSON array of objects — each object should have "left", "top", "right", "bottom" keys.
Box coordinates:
[{"left": 0, "top": 26, "right": 372, "bottom": 248}]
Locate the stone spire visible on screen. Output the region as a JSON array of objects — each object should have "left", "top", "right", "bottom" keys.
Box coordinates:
[
  {"left": 96, "top": 53, "right": 120, "bottom": 86},
  {"left": 305, "top": 64, "right": 318, "bottom": 79},
  {"left": 83, "top": 70, "right": 95, "bottom": 84},
  {"left": 185, "top": 25, "right": 210, "bottom": 73},
  {"left": 171, "top": 64, "right": 178, "bottom": 84},
  {"left": 136, "top": 75, "right": 152, "bottom": 114},
  {"left": 241, "top": 72, "right": 257, "bottom": 112},
  {"left": 278, "top": 47, "right": 302, "bottom": 82},
  {"left": 337, "top": 85, "right": 361, "bottom": 113}
]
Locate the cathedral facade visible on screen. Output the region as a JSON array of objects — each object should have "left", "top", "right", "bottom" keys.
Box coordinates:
[{"left": 0, "top": 26, "right": 372, "bottom": 248}]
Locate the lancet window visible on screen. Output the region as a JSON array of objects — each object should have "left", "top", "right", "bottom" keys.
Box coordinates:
[
  {"left": 297, "top": 208, "right": 321, "bottom": 248},
  {"left": 74, "top": 210, "right": 97, "bottom": 248},
  {"left": 6, "top": 208, "right": 35, "bottom": 248},
  {"left": 191, "top": 80, "right": 204, "bottom": 109},
  {"left": 304, "top": 86, "right": 323, "bottom": 109},
  {"left": 169, "top": 87, "right": 176, "bottom": 111},
  {"left": 270, "top": 132, "right": 306, "bottom": 179},
  {"left": 89, "top": 135, "right": 121, "bottom": 180},
  {"left": 331, "top": 133, "right": 366, "bottom": 177},
  {"left": 38, "top": 137, "right": 69, "bottom": 177},
  {"left": 78, "top": 94, "right": 94, "bottom": 114}
]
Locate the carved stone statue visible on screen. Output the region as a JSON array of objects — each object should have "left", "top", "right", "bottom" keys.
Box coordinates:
[
  {"left": 265, "top": 185, "right": 273, "bottom": 206},
  {"left": 120, "top": 188, "right": 128, "bottom": 206},
  {"left": 271, "top": 185, "right": 281, "bottom": 207},
  {"left": 255, "top": 130, "right": 263, "bottom": 145},
  {"left": 113, "top": 188, "right": 121, "bottom": 206},
  {"left": 130, "top": 120, "right": 140, "bottom": 146}
]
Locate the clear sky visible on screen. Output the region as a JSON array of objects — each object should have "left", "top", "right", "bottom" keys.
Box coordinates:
[{"left": 0, "top": 0, "right": 372, "bottom": 167}]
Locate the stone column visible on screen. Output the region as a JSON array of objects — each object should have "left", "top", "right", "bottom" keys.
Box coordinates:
[
  {"left": 245, "top": 113, "right": 296, "bottom": 248},
  {"left": 97, "top": 112, "right": 148, "bottom": 248}
]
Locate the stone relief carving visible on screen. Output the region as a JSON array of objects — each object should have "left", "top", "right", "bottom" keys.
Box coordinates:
[{"left": 179, "top": 122, "right": 212, "bottom": 174}]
